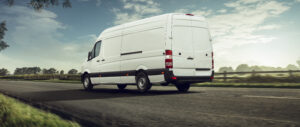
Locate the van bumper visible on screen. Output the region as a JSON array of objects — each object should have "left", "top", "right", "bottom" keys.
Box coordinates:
[{"left": 164, "top": 70, "right": 214, "bottom": 84}]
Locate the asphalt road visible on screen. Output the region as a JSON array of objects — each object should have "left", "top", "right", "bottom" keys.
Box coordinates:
[{"left": 0, "top": 80, "right": 300, "bottom": 127}]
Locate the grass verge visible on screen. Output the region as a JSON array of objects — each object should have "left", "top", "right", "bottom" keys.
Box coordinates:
[
  {"left": 0, "top": 93, "right": 80, "bottom": 127},
  {"left": 0, "top": 79, "right": 81, "bottom": 84},
  {"left": 31, "top": 79, "right": 81, "bottom": 84},
  {"left": 194, "top": 82, "right": 300, "bottom": 88}
]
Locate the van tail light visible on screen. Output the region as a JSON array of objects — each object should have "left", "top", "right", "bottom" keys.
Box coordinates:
[
  {"left": 212, "top": 52, "right": 214, "bottom": 69},
  {"left": 186, "top": 14, "right": 194, "bottom": 16},
  {"left": 165, "top": 50, "right": 173, "bottom": 68}
]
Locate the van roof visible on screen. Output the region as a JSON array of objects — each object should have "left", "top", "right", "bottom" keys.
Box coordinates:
[{"left": 96, "top": 13, "right": 206, "bottom": 41}]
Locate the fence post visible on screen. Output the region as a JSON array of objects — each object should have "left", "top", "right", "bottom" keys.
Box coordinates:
[
  {"left": 289, "top": 70, "right": 293, "bottom": 78},
  {"left": 251, "top": 70, "right": 256, "bottom": 77},
  {"left": 223, "top": 71, "right": 227, "bottom": 82}
]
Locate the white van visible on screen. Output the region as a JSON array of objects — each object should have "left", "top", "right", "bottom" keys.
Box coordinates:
[{"left": 81, "top": 13, "right": 214, "bottom": 92}]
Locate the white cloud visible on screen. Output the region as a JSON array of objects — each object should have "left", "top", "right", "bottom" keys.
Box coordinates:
[
  {"left": 209, "top": 0, "right": 290, "bottom": 48},
  {"left": 173, "top": 0, "right": 291, "bottom": 69},
  {"left": 112, "top": 0, "right": 161, "bottom": 25},
  {"left": 0, "top": 6, "right": 96, "bottom": 73},
  {"left": 217, "top": 9, "right": 227, "bottom": 13},
  {"left": 112, "top": 8, "right": 143, "bottom": 25},
  {"left": 256, "top": 24, "right": 281, "bottom": 31},
  {"left": 208, "top": 0, "right": 290, "bottom": 68}
]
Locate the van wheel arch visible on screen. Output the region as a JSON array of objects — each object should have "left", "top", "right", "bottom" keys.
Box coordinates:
[
  {"left": 136, "top": 69, "right": 145, "bottom": 75},
  {"left": 82, "top": 74, "right": 94, "bottom": 91},
  {"left": 135, "top": 69, "right": 149, "bottom": 80},
  {"left": 81, "top": 72, "right": 89, "bottom": 82}
]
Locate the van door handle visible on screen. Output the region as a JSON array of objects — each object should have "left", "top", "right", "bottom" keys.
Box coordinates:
[
  {"left": 187, "top": 57, "right": 194, "bottom": 60},
  {"left": 96, "top": 60, "right": 100, "bottom": 62},
  {"left": 101, "top": 59, "right": 105, "bottom": 61}
]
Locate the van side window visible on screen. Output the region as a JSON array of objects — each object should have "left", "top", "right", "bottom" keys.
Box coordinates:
[
  {"left": 91, "top": 46, "right": 95, "bottom": 59},
  {"left": 94, "top": 41, "right": 101, "bottom": 57},
  {"left": 89, "top": 41, "right": 101, "bottom": 60}
]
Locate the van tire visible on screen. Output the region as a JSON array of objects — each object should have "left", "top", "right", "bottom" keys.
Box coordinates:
[
  {"left": 117, "top": 84, "right": 127, "bottom": 90},
  {"left": 175, "top": 83, "right": 190, "bottom": 92},
  {"left": 136, "top": 72, "right": 152, "bottom": 93},
  {"left": 83, "top": 74, "right": 93, "bottom": 91}
]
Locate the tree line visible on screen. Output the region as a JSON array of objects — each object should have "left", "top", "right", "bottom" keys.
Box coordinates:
[
  {"left": 0, "top": 67, "right": 78, "bottom": 76},
  {"left": 218, "top": 62, "right": 300, "bottom": 72}
]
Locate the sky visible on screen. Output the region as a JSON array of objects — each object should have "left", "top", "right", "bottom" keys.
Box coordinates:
[{"left": 0, "top": 0, "right": 300, "bottom": 73}]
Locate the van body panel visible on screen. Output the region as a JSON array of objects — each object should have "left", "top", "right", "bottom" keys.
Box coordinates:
[
  {"left": 81, "top": 13, "right": 213, "bottom": 85},
  {"left": 100, "top": 35, "right": 122, "bottom": 83},
  {"left": 121, "top": 76, "right": 136, "bottom": 84},
  {"left": 148, "top": 75, "right": 165, "bottom": 83},
  {"left": 119, "top": 15, "right": 167, "bottom": 83}
]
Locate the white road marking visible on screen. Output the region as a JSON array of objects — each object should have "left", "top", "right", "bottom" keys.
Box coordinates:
[{"left": 243, "top": 95, "right": 300, "bottom": 100}]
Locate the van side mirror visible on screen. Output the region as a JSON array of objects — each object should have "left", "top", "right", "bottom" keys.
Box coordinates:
[{"left": 88, "top": 51, "right": 92, "bottom": 61}]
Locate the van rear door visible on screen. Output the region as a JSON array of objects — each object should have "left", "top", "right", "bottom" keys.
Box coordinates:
[
  {"left": 171, "top": 14, "right": 212, "bottom": 76},
  {"left": 172, "top": 15, "right": 195, "bottom": 73},
  {"left": 191, "top": 19, "right": 213, "bottom": 76}
]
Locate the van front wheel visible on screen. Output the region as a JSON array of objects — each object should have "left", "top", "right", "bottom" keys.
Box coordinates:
[
  {"left": 136, "top": 72, "right": 152, "bottom": 93},
  {"left": 83, "top": 75, "right": 93, "bottom": 91},
  {"left": 175, "top": 83, "right": 190, "bottom": 92}
]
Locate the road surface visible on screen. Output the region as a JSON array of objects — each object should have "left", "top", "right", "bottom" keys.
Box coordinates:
[{"left": 0, "top": 80, "right": 299, "bottom": 127}]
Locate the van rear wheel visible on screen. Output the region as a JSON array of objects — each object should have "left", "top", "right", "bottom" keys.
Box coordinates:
[
  {"left": 175, "top": 83, "right": 190, "bottom": 92},
  {"left": 136, "top": 72, "right": 152, "bottom": 93},
  {"left": 117, "top": 84, "right": 127, "bottom": 90},
  {"left": 83, "top": 75, "right": 93, "bottom": 91}
]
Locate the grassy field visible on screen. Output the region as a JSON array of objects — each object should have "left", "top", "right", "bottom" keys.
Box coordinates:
[
  {"left": 0, "top": 79, "right": 81, "bottom": 84},
  {"left": 194, "top": 82, "right": 300, "bottom": 88},
  {"left": 30, "top": 79, "right": 81, "bottom": 84},
  {"left": 0, "top": 93, "right": 80, "bottom": 127}
]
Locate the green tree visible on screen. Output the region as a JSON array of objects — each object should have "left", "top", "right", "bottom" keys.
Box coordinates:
[
  {"left": 34, "top": 67, "right": 41, "bottom": 74},
  {"left": 48, "top": 68, "right": 57, "bottom": 74},
  {"left": 43, "top": 68, "right": 57, "bottom": 74},
  {"left": 0, "top": 21, "right": 9, "bottom": 52},
  {"left": 68, "top": 69, "right": 78, "bottom": 74},
  {"left": 60, "top": 70, "right": 64, "bottom": 75},
  {"left": 249, "top": 65, "right": 262, "bottom": 71},
  {"left": 286, "top": 64, "right": 299, "bottom": 70},
  {"left": 235, "top": 64, "right": 251, "bottom": 72},
  {"left": 0, "top": 68, "right": 9, "bottom": 76},
  {"left": 42, "top": 69, "right": 47, "bottom": 74},
  {"left": 218, "top": 67, "right": 234, "bottom": 72},
  {"left": 13, "top": 67, "right": 41, "bottom": 75},
  {"left": 297, "top": 60, "right": 300, "bottom": 68}
]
